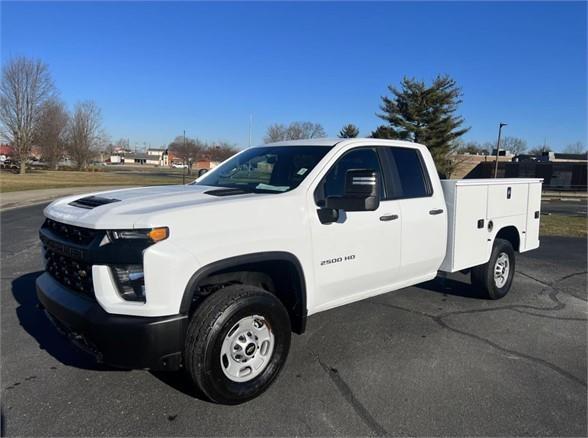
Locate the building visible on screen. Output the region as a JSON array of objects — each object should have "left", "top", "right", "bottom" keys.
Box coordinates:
[
  {"left": 463, "top": 151, "right": 587, "bottom": 191},
  {"left": 195, "top": 159, "right": 220, "bottom": 171},
  {"left": 109, "top": 148, "right": 170, "bottom": 166},
  {"left": 146, "top": 148, "right": 169, "bottom": 166},
  {"left": 448, "top": 153, "right": 511, "bottom": 179},
  {"left": 0, "top": 144, "right": 14, "bottom": 160}
]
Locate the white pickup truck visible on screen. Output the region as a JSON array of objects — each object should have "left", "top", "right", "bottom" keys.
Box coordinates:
[{"left": 36, "top": 138, "right": 542, "bottom": 404}]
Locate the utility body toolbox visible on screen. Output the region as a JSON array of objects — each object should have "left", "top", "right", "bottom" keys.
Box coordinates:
[{"left": 439, "top": 178, "right": 543, "bottom": 273}]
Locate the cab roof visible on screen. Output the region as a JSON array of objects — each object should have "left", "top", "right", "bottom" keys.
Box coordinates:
[{"left": 262, "top": 137, "right": 423, "bottom": 149}]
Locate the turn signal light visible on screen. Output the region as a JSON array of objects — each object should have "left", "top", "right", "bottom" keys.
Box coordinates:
[{"left": 148, "top": 227, "right": 169, "bottom": 242}]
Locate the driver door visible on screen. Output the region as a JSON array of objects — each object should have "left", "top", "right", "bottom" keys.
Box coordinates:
[{"left": 309, "top": 147, "right": 402, "bottom": 311}]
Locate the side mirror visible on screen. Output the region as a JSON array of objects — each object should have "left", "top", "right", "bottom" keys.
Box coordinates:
[
  {"left": 198, "top": 168, "right": 208, "bottom": 177},
  {"left": 326, "top": 169, "right": 380, "bottom": 212},
  {"left": 317, "top": 207, "right": 339, "bottom": 224}
]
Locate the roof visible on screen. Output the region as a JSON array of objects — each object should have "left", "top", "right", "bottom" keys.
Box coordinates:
[
  {"left": 263, "top": 138, "right": 343, "bottom": 147},
  {"left": 262, "top": 137, "right": 422, "bottom": 148}
]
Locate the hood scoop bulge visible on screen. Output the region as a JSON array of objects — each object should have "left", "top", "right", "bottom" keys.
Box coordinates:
[
  {"left": 204, "top": 188, "right": 250, "bottom": 196},
  {"left": 69, "top": 195, "right": 121, "bottom": 209}
]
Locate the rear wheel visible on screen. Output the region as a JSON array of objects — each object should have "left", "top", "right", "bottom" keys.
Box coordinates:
[
  {"left": 184, "top": 285, "right": 291, "bottom": 404},
  {"left": 471, "top": 238, "right": 516, "bottom": 299}
]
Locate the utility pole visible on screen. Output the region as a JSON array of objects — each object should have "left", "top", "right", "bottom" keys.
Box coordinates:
[
  {"left": 493, "top": 122, "right": 507, "bottom": 178},
  {"left": 182, "top": 130, "right": 186, "bottom": 185},
  {"left": 249, "top": 114, "right": 253, "bottom": 148}
]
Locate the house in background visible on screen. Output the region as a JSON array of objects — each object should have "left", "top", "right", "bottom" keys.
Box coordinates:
[
  {"left": 146, "top": 148, "right": 169, "bottom": 166},
  {"left": 109, "top": 148, "right": 170, "bottom": 166},
  {"left": 195, "top": 158, "right": 220, "bottom": 171},
  {"left": 0, "top": 144, "right": 14, "bottom": 161}
]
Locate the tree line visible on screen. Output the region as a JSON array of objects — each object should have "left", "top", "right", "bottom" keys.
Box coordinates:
[
  {"left": 167, "top": 136, "right": 238, "bottom": 175},
  {"left": 263, "top": 75, "right": 586, "bottom": 175},
  {"left": 2, "top": 56, "right": 584, "bottom": 176},
  {"left": 0, "top": 56, "right": 239, "bottom": 174},
  {"left": 0, "top": 57, "right": 106, "bottom": 173}
]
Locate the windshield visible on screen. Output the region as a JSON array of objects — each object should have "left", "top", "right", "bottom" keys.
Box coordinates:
[{"left": 194, "top": 146, "right": 331, "bottom": 193}]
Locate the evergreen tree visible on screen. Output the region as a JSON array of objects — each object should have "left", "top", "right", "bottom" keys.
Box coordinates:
[
  {"left": 374, "top": 75, "right": 469, "bottom": 174},
  {"left": 338, "top": 123, "right": 359, "bottom": 138}
]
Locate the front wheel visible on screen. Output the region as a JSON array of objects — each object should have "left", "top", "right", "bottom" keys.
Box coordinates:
[
  {"left": 471, "top": 238, "right": 516, "bottom": 299},
  {"left": 184, "top": 285, "right": 291, "bottom": 404}
]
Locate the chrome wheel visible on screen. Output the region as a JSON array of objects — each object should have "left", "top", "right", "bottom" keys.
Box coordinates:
[
  {"left": 220, "top": 315, "right": 274, "bottom": 383},
  {"left": 494, "top": 252, "right": 510, "bottom": 288}
]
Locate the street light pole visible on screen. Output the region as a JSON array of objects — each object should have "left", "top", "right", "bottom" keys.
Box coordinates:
[
  {"left": 493, "top": 122, "right": 507, "bottom": 178},
  {"left": 182, "top": 130, "right": 186, "bottom": 185}
]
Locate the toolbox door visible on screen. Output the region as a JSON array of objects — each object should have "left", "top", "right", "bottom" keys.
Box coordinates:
[{"left": 524, "top": 182, "right": 542, "bottom": 251}]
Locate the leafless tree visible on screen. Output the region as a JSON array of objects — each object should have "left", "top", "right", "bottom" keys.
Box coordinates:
[
  {"left": 287, "top": 121, "right": 326, "bottom": 140},
  {"left": 528, "top": 144, "right": 552, "bottom": 156},
  {"left": 563, "top": 141, "right": 586, "bottom": 154},
  {"left": 114, "top": 138, "right": 130, "bottom": 151},
  {"left": 168, "top": 135, "right": 205, "bottom": 175},
  {"left": 501, "top": 136, "right": 527, "bottom": 155},
  {"left": 0, "top": 57, "right": 55, "bottom": 174},
  {"left": 34, "top": 98, "right": 69, "bottom": 169},
  {"left": 66, "top": 101, "right": 103, "bottom": 170},
  {"left": 206, "top": 141, "right": 238, "bottom": 162},
  {"left": 264, "top": 124, "right": 288, "bottom": 143},
  {"left": 264, "top": 121, "right": 326, "bottom": 143}
]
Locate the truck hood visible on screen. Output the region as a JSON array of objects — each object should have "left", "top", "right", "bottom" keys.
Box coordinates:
[{"left": 44, "top": 184, "right": 259, "bottom": 229}]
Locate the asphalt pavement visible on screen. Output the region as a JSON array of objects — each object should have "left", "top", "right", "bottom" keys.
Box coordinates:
[
  {"left": 1, "top": 204, "right": 586, "bottom": 436},
  {"left": 541, "top": 199, "right": 587, "bottom": 217}
]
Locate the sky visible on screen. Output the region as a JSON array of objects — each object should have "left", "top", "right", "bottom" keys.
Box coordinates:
[{"left": 1, "top": 1, "right": 586, "bottom": 151}]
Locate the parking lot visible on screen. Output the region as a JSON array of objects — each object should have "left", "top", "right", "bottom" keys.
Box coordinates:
[{"left": 1, "top": 203, "right": 586, "bottom": 436}]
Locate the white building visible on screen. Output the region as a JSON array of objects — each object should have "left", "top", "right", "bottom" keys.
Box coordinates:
[{"left": 146, "top": 148, "right": 169, "bottom": 166}]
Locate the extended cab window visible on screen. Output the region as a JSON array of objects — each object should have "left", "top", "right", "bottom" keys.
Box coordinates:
[
  {"left": 383, "top": 147, "right": 432, "bottom": 199},
  {"left": 195, "top": 146, "right": 331, "bottom": 193},
  {"left": 315, "top": 148, "right": 385, "bottom": 203}
]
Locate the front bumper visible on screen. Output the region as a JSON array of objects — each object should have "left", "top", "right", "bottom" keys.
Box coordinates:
[{"left": 36, "top": 273, "right": 187, "bottom": 370}]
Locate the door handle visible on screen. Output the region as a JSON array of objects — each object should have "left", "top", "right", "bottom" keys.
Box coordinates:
[
  {"left": 379, "top": 214, "right": 399, "bottom": 221},
  {"left": 429, "top": 209, "right": 444, "bottom": 215}
]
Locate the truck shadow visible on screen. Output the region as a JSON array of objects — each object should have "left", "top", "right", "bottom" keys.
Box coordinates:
[
  {"left": 11, "top": 271, "right": 121, "bottom": 371},
  {"left": 417, "top": 276, "right": 489, "bottom": 299},
  {"left": 149, "top": 370, "right": 209, "bottom": 401}
]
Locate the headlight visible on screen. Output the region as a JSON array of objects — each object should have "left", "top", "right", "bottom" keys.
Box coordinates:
[
  {"left": 111, "top": 264, "right": 145, "bottom": 302},
  {"left": 108, "top": 227, "right": 169, "bottom": 243}
]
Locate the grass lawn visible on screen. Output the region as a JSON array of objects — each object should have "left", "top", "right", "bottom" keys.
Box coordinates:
[
  {"left": 0, "top": 167, "right": 188, "bottom": 192},
  {"left": 540, "top": 214, "right": 587, "bottom": 238}
]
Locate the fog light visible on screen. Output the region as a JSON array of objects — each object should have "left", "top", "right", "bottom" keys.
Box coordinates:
[{"left": 111, "top": 265, "right": 146, "bottom": 302}]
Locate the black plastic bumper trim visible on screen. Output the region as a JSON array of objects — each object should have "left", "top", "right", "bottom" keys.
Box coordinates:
[{"left": 36, "top": 273, "right": 187, "bottom": 370}]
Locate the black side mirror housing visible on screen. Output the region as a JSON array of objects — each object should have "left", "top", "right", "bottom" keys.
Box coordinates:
[
  {"left": 198, "top": 168, "right": 208, "bottom": 177},
  {"left": 317, "top": 208, "right": 339, "bottom": 224},
  {"left": 325, "top": 169, "right": 380, "bottom": 212}
]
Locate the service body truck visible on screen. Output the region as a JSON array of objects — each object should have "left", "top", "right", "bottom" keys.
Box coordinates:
[{"left": 36, "top": 138, "right": 542, "bottom": 403}]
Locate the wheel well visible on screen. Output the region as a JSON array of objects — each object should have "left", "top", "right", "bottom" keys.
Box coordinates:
[
  {"left": 182, "top": 255, "right": 307, "bottom": 334},
  {"left": 496, "top": 226, "right": 520, "bottom": 252}
]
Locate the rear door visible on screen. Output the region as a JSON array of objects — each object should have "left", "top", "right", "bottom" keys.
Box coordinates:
[{"left": 380, "top": 147, "right": 447, "bottom": 280}]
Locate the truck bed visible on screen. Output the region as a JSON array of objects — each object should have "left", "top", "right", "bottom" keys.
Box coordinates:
[{"left": 439, "top": 178, "right": 543, "bottom": 273}]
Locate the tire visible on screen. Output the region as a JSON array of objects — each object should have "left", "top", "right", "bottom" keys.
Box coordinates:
[
  {"left": 471, "top": 238, "right": 516, "bottom": 300},
  {"left": 184, "top": 284, "right": 291, "bottom": 404}
]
